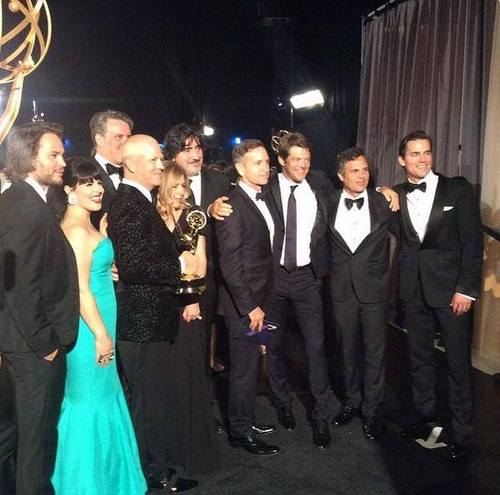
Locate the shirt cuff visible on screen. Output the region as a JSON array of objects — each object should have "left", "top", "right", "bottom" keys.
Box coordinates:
[
  {"left": 179, "top": 256, "right": 186, "bottom": 274},
  {"left": 456, "top": 292, "right": 476, "bottom": 301}
]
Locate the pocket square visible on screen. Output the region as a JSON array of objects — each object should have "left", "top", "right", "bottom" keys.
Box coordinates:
[{"left": 443, "top": 206, "right": 454, "bottom": 212}]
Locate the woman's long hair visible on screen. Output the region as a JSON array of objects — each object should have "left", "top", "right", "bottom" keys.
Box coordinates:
[{"left": 156, "top": 161, "right": 191, "bottom": 222}]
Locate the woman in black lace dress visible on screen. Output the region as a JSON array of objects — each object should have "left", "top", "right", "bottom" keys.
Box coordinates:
[{"left": 156, "top": 162, "right": 220, "bottom": 477}]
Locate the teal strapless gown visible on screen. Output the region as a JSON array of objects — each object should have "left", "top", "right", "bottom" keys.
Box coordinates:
[{"left": 52, "top": 238, "right": 147, "bottom": 495}]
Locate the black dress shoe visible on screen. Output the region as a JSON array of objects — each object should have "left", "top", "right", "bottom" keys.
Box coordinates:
[
  {"left": 332, "top": 406, "right": 357, "bottom": 426},
  {"left": 312, "top": 420, "right": 331, "bottom": 449},
  {"left": 252, "top": 423, "right": 277, "bottom": 435},
  {"left": 277, "top": 405, "right": 296, "bottom": 431},
  {"left": 168, "top": 477, "right": 199, "bottom": 492},
  {"left": 149, "top": 473, "right": 198, "bottom": 492},
  {"left": 362, "top": 418, "right": 385, "bottom": 440},
  {"left": 228, "top": 435, "right": 281, "bottom": 455},
  {"left": 447, "top": 441, "right": 471, "bottom": 461}
]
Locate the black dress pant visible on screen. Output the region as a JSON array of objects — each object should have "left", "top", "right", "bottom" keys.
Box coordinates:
[
  {"left": 267, "top": 266, "right": 339, "bottom": 422},
  {"left": 118, "top": 340, "right": 177, "bottom": 481},
  {"left": 404, "top": 286, "right": 473, "bottom": 440},
  {"left": 332, "top": 284, "right": 388, "bottom": 419},
  {"left": 0, "top": 350, "right": 66, "bottom": 495},
  {"left": 225, "top": 317, "right": 262, "bottom": 438}
]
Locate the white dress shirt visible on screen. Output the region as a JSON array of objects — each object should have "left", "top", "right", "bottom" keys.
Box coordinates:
[
  {"left": 122, "top": 178, "right": 153, "bottom": 203},
  {"left": 238, "top": 181, "right": 274, "bottom": 248},
  {"left": 189, "top": 173, "right": 202, "bottom": 206},
  {"left": 406, "top": 169, "right": 439, "bottom": 242},
  {"left": 95, "top": 153, "right": 121, "bottom": 190},
  {"left": 334, "top": 189, "right": 370, "bottom": 253},
  {"left": 25, "top": 177, "right": 48, "bottom": 202},
  {"left": 278, "top": 173, "right": 317, "bottom": 267}
]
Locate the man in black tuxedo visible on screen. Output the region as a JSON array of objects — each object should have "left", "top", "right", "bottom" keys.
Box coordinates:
[
  {"left": 0, "top": 122, "right": 79, "bottom": 494},
  {"left": 327, "top": 147, "right": 396, "bottom": 440},
  {"left": 163, "top": 124, "right": 231, "bottom": 369},
  {"left": 216, "top": 139, "right": 281, "bottom": 456},
  {"left": 265, "top": 131, "right": 341, "bottom": 449},
  {"left": 395, "top": 130, "right": 483, "bottom": 460},
  {"left": 107, "top": 134, "right": 198, "bottom": 491},
  {"left": 89, "top": 109, "right": 133, "bottom": 228}
]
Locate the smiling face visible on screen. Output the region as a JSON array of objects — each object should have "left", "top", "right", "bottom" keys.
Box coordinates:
[
  {"left": 67, "top": 178, "right": 104, "bottom": 212},
  {"left": 95, "top": 118, "right": 131, "bottom": 165},
  {"left": 398, "top": 138, "right": 433, "bottom": 182},
  {"left": 174, "top": 136, "right": 204, "bottom": 177},
  {"left": 30, "top": 132, "right": 66, "bottom": 186},
  {"left": 338, "top": 155, "right": 370, "bottom": 197},
  {"left": 279, "top": 145, "right": 311, "bottom": 183},
  {"left": 235, "top": 146, "right": 270, "bottom": 190}
]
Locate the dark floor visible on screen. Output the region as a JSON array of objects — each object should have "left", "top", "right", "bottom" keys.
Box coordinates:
[{"left": 2, "top": 326, "right": 500, "bottom": 495}]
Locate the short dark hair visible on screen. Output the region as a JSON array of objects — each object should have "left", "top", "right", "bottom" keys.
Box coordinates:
[
  {"left": 398, "top": 130, "right": 433, "bottom": 157},
  {"left": 89, "top": 109, "right": 134, "bottom": 147},
  {"left": 5, "top": 122, "right": 64, "bottom": 181},
  {"left": 162, "top": 123, "right": 204, "bottom": 160},
  {"left": 232, "top": 139, "right": 265, "bottom": 166},
  {"left": 277, "top": 132, "right": 311, "bottom": 160},
  {"left": 336, "top": 146, "right": 368, "bottom": 175},
  {"left": 63, "top": 157, "right": 101, "bottom": 188}
]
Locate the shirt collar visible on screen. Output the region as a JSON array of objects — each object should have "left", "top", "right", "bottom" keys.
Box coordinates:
[
  {"left": 278, "top": 172, "right": 303, "bottom": 188},
  {"left": 341, "top": 188, "right": 368, "bottom": 201},
  {"left": 238, "top": 180, "right": 261, "bottom": 200},
  {"left": 410, "top": 169, "right": 437, "bottom": 185},
  {"left": 122, "top": 178, "right": 153, "bottom": 203},
  {"left": 94, "top": 153, "right": 119, "bottom": 168},
  {"left": 189, "top": 173, "right": 201, "bottom": 185},
  {"left": 25, "top": 176, "right": 48, "bottom": 202}
]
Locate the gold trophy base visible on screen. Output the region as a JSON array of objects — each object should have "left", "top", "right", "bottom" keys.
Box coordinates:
[{"left": 176, "top": 274, "right": 206, "bottom": 295}]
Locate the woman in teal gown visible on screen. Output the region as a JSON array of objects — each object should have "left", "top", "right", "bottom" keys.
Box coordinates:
[{"left": 51, "top": 158, "right": 146, "bottom": 495}]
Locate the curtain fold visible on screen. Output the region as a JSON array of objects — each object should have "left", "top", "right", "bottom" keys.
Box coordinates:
[{"left": 357, "top": 0, "right": 491, "bottom": 187}]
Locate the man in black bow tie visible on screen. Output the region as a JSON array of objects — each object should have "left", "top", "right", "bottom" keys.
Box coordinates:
[
  {"left": 395, "top": 130, "right": 483, "bottom": 460},
  {"left": 326, "top": 147, "right": 397, "bottom": 441},
  {"left": 89, "top": 109, "right": 133, "bottom": 228}
]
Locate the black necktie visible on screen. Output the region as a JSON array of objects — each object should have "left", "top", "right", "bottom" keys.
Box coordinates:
[
  {"left": 105, "top": 163, "right": 123, "bottom": 179},
  {"left": 405, "top": 181, "right": 426, "bottom": 193},
  {"left": 255, "top": 191, "right": 266, "bottom": 201},
  {"left": 284, "top": 185, "right": 298, "bottom": 271},
  {"left": 345, "top": 197, "right": 364, "bottom": 210}
]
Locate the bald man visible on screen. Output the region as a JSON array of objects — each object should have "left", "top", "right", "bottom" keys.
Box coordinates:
[{"left": 107, "top": 135, "right": 198, "bottom": 492}]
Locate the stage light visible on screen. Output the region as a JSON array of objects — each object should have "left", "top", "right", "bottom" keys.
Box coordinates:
[
  {"left": 232, "top": 136, "right": 242, "bottom": 145},
  {"left": 290, "top": 89, "right": 325, "bottom": 110},
  {"left": 203, "top": 125, "right": 214, "bottom": 136}
]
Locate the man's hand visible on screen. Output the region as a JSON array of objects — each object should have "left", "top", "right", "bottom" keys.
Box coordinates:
[
  {"left": 377, "top": 186, "right": 400, "bottom": 212},
  {"left": 450, "top": 293, "right": 473, "bottom": 316},
  {"left": 183, "top": 303, "right": 202, "bottom": 322},
  {"left": 43, "top": 349, "right": 59, "bottom": 362},
  {"left": 180, "top": 251, "right": 199, "bottom": 275},
  {"left": 111, "top": 262, "right": 119, "bottom": 282},
  {"left": 248, "top": 306, "right": 265, "bottom": 332},
  {"left": 208, "top": 196, "right": 233, "bottom": 221}
]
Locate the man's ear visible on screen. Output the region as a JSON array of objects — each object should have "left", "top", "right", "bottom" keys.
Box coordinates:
[
  {"left": 397, "top": 155, "right": 406, "bottom": 168},
  {"left": 337, "top": 173, "right": 344, "bottom": 184},
  {"left": 95, "top": 133, "right": 104, "bottom": 148},
  {"left": 235, "top": 162, "right": 244, "bottom": 178},
  {"left": 277, "top": 156, "right": 285, "bottom": 167}
]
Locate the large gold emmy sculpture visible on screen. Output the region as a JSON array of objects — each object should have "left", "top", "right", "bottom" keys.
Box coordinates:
[{"left": 0, "top": 0, "right": 51, "bottom": 144}]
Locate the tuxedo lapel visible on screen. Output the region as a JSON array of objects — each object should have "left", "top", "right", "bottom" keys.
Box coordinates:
[
  {"left": 200, "top": 169, "right": 210, "bottom": 208},
  {"left": 399, "top": 188, "right": 421, "bottom": 244},
  {"left": 421, "top": 174, "right": 446, "bottom": 249},
  {"left": 268, "top": 175, "right": 284, "bottom": 222},
  {"left": 354, "top": 190, "right": 385, "bottom": 253},
  {"left": 235, "top": 186, "right": 270, "bottom": 233},
  {"left": 329, "top": 191, "right": 352, "bottom": 254},
  {"left": 97, "top": 165, "right": 117, "bottom": 197}
]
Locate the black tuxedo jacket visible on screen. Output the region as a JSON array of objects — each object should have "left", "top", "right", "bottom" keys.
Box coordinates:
[
  {"left": 266, "top": 169, "right": 332, "bottom": 279},
  {"left": 216, "top": 185, "right": 282, "bottom": 319},
  {"left": 395, "top": 173, "right": 483, "bottom": 307},
  {"left": 327, "top": 189, "right": 396, "bottom": 303},
  {"left": 0, "top": 181, "right": 79, "bottom": 357},
  {"left": 107, "top": 184, "right": 181, "bottom": 342},
  {"left": 91, "top": 158, "right": 118, "bottom": 229}
]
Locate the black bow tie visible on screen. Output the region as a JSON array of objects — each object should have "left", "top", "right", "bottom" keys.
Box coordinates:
[
  {"left": 105, "top": 163, "right": 123, "bottom": 178},
  {"left": 405, "top": 181, "right": 426, "bottom": 193},
  {"left": 345, "top": 197, "right": 364, "bottom": 210},
  {"left": 255, "top": 191, "right": 266, "bottom": 201}
]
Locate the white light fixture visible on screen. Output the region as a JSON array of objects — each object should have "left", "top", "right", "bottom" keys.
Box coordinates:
[
  {"left": 290, "top": 89, "right": 325, "bottom": 110},
  {"left": 203, "top": 125, "right": 215, "bottom": 136}
]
